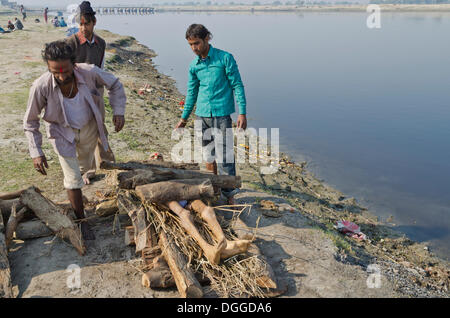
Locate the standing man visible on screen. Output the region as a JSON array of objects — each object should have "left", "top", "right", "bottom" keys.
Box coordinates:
[
  {"left": 66, "top": 1, "right": 114, "bottom": 181},
  {"left": 20, "top": 5, "right": 26, "bottom": 21},
  {"left": 174, "top": 24, "right": 247, "bottom": 205},
  {"left": 44, "top": 7, "right": 48, "bottom": 24},
  {"left": 23, "top": 41, "right": 126, "bottom": 240}
]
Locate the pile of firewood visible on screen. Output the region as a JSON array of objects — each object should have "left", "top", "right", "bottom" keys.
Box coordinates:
[
  {"left": 0, "top": 159, "right": 282, "bottom": 298},
  {"left": 101, "top": 159, "right": 280, "bottom": 298},
  {"left": 0, "top": 187, "right": 86, "bottom": 297}
]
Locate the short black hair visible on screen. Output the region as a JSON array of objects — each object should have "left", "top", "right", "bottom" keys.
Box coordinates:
[
  {"left": 185, "top": 24, "right": 212, "bottom": 40},
  {"left": 42, "top": 40, "right": 75, "bottom": 64},
  {"left": 80, "top": 12, "right": 96, "bottom": 23}
]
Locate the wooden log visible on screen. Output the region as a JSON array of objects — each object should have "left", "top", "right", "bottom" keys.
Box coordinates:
[
  {"left": 0, "top": 210, "right": 13, "bottom": 298},
  {"left": 117, "top": 191, "right": 156, "bottom": 251},
  {"left": 159, "top": 231, "right": 203, "bottom": 298},
  {"left": 134, "top": 207, "right": 156, "bottom": 253},
  {"left": 20, "top": 187, "right": 86, "bottom": 255},
  {"left": 141, "top": 250, "right": 210, "bottom": 289},
  {"left": 135, "top": 179, "right": 214, "bottom": 203},
  {"left": 124, "top": 226, "right": 135, "bottom": 246},
  {"left": 117, "top": 167, "right": 241, "bottom": 190},
  {"left": 15, "top": 219, "right": 53, "bottom": 240},
  {"left": 5, "top": 204, "right": 27, "bottom": 247},
  {"left": 100, "top": 160, "right": 199, "bottom": 171},
  {"left": 231, "top": 218, "right": 277, "bottom": 290},
  {"left": 0, "top": 189, "right": 26, "bottom": 201},
  {"left": 95, "top": 199, "right": 118, "bottom": 217},
  {"left": 125, "top": 199, "right": 155, "bottom": 253},
  {"left": 117, "top": 169, "right": 175, "bottom": 189},
  {"left": 142, "top": 256, "right": 175, "bottom": 289}
]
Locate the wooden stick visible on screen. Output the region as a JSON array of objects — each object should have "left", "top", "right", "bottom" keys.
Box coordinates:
[
  {"left": 5, "top": 204, "right": 27, "bottom": 247},
  {"left": 136, "top": 178, "right": 215, "bottom": 203},
  {"left": 231, "top": 218, "right": 278, "bottom": 290},
  {"left": 20, "top": 187, "right": 86, "bottom": 255},
  {"left": 0, "top": 189, "right": 26, "bottom": 201},
  {"left": 0, "top": 211, "right": 13, "bottom": 298},
  {"left": 159, "top": 231, "right": 203, "bottom": 298}
]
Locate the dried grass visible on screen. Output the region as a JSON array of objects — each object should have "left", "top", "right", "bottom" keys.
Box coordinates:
[{"left": 143, "top": 201, "right": 270, "bottom": 298}]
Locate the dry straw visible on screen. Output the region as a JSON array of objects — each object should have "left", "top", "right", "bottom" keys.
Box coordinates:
[{"left": 143, "top": 201, "right": 270, "bottom": 298}]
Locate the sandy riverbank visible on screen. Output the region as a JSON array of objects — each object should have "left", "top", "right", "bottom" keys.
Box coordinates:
[{"left": 0, "top": 15, "right": 448, "bottom": 298}]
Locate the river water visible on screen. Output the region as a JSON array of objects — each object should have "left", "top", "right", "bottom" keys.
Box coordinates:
[{"left": 96, "top": 11, "right": 450, "bottom": 259}]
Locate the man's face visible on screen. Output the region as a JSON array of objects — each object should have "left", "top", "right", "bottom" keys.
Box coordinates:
[
  {"left": 79, "top": 16, "right": 95, "bottom": 40},
  {"left": 187, "top": 37, "right": 208, "bottom": 57},
  {"left": 47, "top": 60, "right": 74, "bottom": 85}
]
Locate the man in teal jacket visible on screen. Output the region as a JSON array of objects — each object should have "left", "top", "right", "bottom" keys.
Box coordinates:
[{"left": 175, "top": 24, "right": 247, "bottom": 204}]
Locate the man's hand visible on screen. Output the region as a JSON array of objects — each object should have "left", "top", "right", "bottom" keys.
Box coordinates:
[
  {"left": 33, "top": 155, "right": 48, "bottom": 175},
  {"left": 113, "top": 115, "right": 125, "bottom": 132},
  {"left": 236, "top": 114, "right": 247, "bottom": 131},
  {"left": 174, "top": 118, "right": 187, "bottom": 129}
]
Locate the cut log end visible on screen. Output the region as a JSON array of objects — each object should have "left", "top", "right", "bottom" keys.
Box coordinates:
[{"left": 256, "top": 276, "right": 277, "bottom": 289}]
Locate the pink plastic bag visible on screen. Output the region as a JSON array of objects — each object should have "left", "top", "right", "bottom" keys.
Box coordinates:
[{"left": 335, "top": 220, "right": 367, "bottom": 241}]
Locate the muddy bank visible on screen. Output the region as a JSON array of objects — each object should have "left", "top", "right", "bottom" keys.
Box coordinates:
[{"left": 0, "top": 16, "right": 448, "bottom": 298}]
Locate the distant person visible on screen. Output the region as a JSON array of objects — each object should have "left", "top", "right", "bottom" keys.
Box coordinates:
[
  {"left": 174, "top": 24, "right": 247, "bottom": 205},
  {"left": 66, "top": 1, "right": 114, "bottom": 181},
  {"left": 14, "top": 18, "right": 24, "bottom": 30},
  {"left": 23, "top": 40, "right": 127, "bottom": 240},
  {"left": 7, "top": 20, "right": 15, "bottom": 31},
  {"left": 59, "top": 17, "right": 67, "bottom": 27},
  {"left": 44, "top": 7, "right": 48, "bottom": 24},
  {"left": 20, "top": 5, "right": 26, "bottom": 21},
  {"left": 52, "top": 16, "right": 60, "bottom": 27}
]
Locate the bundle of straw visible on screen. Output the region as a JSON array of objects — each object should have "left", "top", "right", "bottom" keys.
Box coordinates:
[{"left": 143, "top": 202, "right": 270, "bottom": 298}]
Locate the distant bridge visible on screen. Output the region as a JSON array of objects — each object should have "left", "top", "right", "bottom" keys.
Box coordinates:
[{"left": 95, "top": 7, "right": 155, "bottom": 15}]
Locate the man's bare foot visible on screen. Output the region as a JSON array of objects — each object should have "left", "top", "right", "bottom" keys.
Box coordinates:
[{"left": 80, "top": 222, "right": 95, "bottom": 240}]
